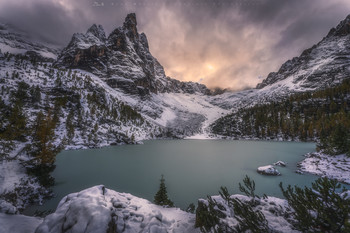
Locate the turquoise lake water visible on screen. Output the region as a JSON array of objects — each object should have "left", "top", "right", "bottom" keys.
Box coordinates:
[{"left": 25, "top": 139, "right": 318, "bottom": 213}]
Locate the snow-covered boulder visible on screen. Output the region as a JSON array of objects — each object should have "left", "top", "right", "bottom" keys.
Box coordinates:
[
  {"left": 273, "top": 161, "right": 286, "bottom": 167},
  {"left": 0, "top": 200, "right": 17, "bottom": 214},
  {"left": 0, "top": 213, "right": 42, "bottom": 233},
  {"left": 35, "top": 185, "right": 199, "bottom": 233},
  {"left": 257, "top": 165, "right": 281, "bottom": 176}
]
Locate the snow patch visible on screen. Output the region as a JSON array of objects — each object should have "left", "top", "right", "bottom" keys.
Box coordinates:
[
  {"left": 298, "top": 152, "right": 350, "bottom": 184},
  {"left": 0, "top": 213, "right": 42, "bottom": 233},
  {"left": 35, "top": 185, "right": 199, "bottom": 233}
]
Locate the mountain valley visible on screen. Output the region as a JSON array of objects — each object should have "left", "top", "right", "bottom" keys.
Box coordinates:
[{"left": 0, "top": 12, "right": 350, "bottom": 233}]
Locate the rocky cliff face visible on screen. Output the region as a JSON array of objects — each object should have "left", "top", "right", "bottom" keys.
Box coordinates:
[
  {"left": 256, "top": 14, "right": 350, "bottom": 90},
  {"left": 56, "top": 13, "right": 210, "bottom": 96}
]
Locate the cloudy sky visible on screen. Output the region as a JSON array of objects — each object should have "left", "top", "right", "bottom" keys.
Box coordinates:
[{"left": 0, "top": 0, "right": 350, "bottom": 90}]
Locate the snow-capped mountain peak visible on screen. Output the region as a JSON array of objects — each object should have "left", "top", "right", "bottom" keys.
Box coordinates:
[
  {"left": 327, "top": 14, "right": 350, "bottom": 37},
  {"left": 86, "top": 24, "right": 106, "bottom": 42},
  {"left": 122, "top": 12, "right": 139, "bottom": 41},
  {"left": 56, "top": 13, "right": 212, "bottom": 97},
  {"left": 256, "top": 14, "right": 350, "bottom": 91}
]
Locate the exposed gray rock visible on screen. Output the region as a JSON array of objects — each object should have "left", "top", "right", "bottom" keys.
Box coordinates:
[{"left": 56, "top": 13, "right": 211, "bottom": 96}]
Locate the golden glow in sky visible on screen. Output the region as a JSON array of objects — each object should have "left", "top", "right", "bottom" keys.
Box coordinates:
[
  {"left": 2, "top": 0, "right": 350, "bottom": 90},
  {"left": 206, "top": 64, "right": 215, "bottom": 71}
]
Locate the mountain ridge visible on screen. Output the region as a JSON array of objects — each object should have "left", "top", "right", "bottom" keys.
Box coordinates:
[
  {"left": 56, "top": 13, "right": 212, "bottom": 96},
  {"left": 0, "top": 23, "right": 60, "bottom": 60},
  {"left": 256, "top": 14, "right": 350, "bottom": 90}
]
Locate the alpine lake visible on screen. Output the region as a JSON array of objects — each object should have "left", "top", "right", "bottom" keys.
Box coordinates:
[{"left": 25, "top": 139, "right": 321, "bottom": 214}]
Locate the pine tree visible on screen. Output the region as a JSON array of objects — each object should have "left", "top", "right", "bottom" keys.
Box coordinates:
[
  {"left": 280, "top": 177, "right": 350, "bottom": 232},
  {"left": 153, "top": 175, "right": 174, "bottom": 207},
  {"left": 196, "top": 177, "right": 269, "bottom": 233},
  {"left": 26, "top": 110, "right": 58, "bottom": 187},
  {"left": 31, "top": 110, "right": 56, "bottom": 165},
  {"left": 5, "top": 101, "right": 27, "bottom": 141},
  {"left": 66, "top": 109, "right": 75, "bottom": 141},
  {"left": 30, "top": 85, "right": 41, "bottom": 104},
  {"left": 186, "top": 203, "right": 195, "bottom": 213}
]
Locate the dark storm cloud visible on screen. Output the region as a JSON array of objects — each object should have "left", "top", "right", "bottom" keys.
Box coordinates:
[
  {"left": 0, "top": 0, "right": 349, "bottom": 90},
  {"left": 0, "top": 0, "right": 86, "bottom": 45}
]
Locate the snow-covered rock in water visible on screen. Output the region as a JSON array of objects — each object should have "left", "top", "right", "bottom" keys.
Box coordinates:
[
  {"left": 273, "top": 161, "right": 286, "bottom": 167},
  {"left": 257, "top": 165, "right": 281, "bottom": 176},
  {"left": 35, "top": 185, "right": 199, "bottom": 233}
]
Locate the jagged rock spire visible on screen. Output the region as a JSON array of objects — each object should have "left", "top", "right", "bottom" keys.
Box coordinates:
[
  {"left": 123, "top": 13, "right": 138, "bottom": 40},
  {"left": 86, "top": 24, "right": 106, "bottom": 41},
  {"left": 56, "top": 12, "right": 211, "bottom": 96},
  {"left": 123, "top": 13, "right": 137, "bottom": 30},
  {"left": 327, "top": 14, "right": 350, "bottom": 37}
]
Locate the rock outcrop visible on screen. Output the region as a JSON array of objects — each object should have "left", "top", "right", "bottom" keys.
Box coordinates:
[{"left": 56, "top": 13, "right": 211, "bottom": 96}]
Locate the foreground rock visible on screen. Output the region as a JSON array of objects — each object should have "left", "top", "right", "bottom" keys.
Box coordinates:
[
  {"left": 35, "top": 185, "right": 198, "bottom": 233},
  {"left": 257, "top": 165, "right": 281, "bottom": 176},
  {"left": 0, "top": 213, "right": 42, "bottom": 233},
  {"left": 298, "top": 152, "right": 350, "bottom": 184}
]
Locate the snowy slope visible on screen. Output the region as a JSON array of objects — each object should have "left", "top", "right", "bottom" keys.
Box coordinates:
[
  {"left": 256, "top": 15, "right": 350, "bottom": 92},
  {"left": 70, "top": 69, "right": 228, "bottom": 137},
  {"left": 0, "top": 23, "right": 60, "bottom": 60},
  {"left": 0, "top": 56, "right": 162, "bottom": 148},
  {"left": 125, "top": 92, "right": 229, "bottom": 137},
  {"left": 206, "top": 14, "right": 350, "bottom": 113}
]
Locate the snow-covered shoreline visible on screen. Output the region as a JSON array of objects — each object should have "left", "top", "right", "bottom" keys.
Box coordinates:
[
  {"left": 1, "top": 143, "right": 350, "bottom": 233},
  {"left": 298, "top": 151, "right": 350, "bottom": 184}
]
